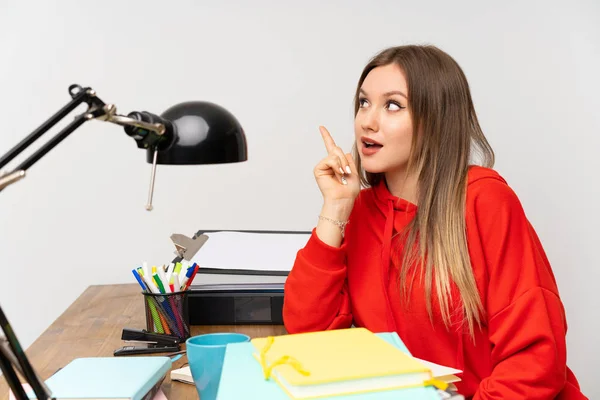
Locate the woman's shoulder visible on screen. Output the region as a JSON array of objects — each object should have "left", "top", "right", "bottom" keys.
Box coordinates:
[
  {"left": 466, "top": 165, "right": 524, "bottom": 213},
  {"left": 467, "top": 165, "right": 505, "bottom": 186}
]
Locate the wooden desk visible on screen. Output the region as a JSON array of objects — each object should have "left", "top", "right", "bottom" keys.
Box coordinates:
[{"left": 0, "top": 284, "right": 287, "bottom": 400}]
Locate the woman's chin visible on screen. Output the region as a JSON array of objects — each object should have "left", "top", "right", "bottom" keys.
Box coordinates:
[{"left": 361, "top": 162, "right": 385, "bottom": 174}]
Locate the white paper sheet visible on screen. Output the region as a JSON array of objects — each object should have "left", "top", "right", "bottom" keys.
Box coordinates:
[
  {"left": 190, "top": 231, "right": 311, "bottom": 273},
  {"left": 414, "top": 357, "right": 462, "bottom": 382}
]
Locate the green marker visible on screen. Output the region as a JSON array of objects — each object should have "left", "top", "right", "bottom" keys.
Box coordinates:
[{"left": 153, "top": 273, "right": 166, "bottom": 294}]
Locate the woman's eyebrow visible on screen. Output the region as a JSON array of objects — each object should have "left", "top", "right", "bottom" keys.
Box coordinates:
[{"left": 359, "top": 88, "right": 407, "bottom": 99}]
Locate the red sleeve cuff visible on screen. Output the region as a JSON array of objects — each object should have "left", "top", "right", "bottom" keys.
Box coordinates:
[{"left": 301, "top": 228, "right": 347, "bottom": 270}]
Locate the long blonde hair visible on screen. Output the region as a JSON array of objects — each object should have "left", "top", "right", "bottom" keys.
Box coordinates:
[{"left": 352, "top": 45, "right": 495, "bottom": 338}]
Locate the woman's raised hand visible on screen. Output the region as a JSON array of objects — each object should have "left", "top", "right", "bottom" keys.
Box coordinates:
[{"left": 313, "top": 126, "right": 360, "bottom": 205}]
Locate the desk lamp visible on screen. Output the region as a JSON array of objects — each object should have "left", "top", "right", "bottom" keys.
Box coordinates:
[{"left": 0, "top": 84, "right": 248, "bottom": 399}]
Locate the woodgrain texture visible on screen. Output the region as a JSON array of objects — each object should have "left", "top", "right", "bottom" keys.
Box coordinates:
[{"left": 0, "top": 284, "right": 287, "bottom": 400}]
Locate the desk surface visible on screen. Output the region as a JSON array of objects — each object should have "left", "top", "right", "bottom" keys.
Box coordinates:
[{"left": 0, "top": 284, "right": 287, "bottom": 400}]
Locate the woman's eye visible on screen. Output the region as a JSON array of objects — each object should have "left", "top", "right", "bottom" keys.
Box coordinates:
[
  {"left": 387, "top": 101, "right": 403, "bottom": 111},
  {"left": 358, "top": 98, "right": 369, "bottom": 108}
]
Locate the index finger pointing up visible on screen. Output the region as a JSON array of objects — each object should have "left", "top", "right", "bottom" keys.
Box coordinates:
[{"left": 319, "top": 126, "right": 337, "bottom": 154}]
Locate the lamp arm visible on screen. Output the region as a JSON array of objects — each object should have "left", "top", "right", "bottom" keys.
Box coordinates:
[
  {"left": 0, "top": 348, "right": 35, "bottom": 400},
  {"left": 0, "top": 84, "right": 179, "bottom": 399},
  {"left": 0, "top": 306, "right": 53, "bottom": 400},
  {"left": 0, "top": 85, "right": 94, "bottom": 171},
  {"left": 0, "top": 85, "right": 173, "bottom": 208}
]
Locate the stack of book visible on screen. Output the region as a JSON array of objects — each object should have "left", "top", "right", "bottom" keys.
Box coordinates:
[{"left": 170, "top": 327, "right": 463, "bottom": 399}]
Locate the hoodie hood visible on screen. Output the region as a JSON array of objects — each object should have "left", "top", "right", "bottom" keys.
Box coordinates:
[{"left": 369, "top": 165, "right": 506, "bottom": 331}]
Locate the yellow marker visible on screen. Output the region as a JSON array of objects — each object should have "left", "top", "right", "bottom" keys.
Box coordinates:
[{"left": 151, "top": 266, "right": 158, "bottom": 286}]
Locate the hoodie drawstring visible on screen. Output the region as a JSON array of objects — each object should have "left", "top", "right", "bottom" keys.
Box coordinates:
[{"left": 381, "top": 199, "right": 398, "bottom": 332}]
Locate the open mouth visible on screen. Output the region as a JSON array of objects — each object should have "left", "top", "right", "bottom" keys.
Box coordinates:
[
  {"left": 363, "top": 141, "right": 383, "bottom": 148},
  {"left": 361, "top": 138, "right": 383, "bottom": 156},
  {"left": 362, "top": 138, "right": 383, "bottom": 149}
]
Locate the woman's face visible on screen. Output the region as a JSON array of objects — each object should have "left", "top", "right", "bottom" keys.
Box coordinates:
[{"left": 354, "top": 64, "right": 414, "bottom": 176}]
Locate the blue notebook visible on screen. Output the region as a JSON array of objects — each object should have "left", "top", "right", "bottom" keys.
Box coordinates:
[
  {"left": 27, "top": 356, "right": 172, "bottom": 400},
  {"left": 216, "top": 332, "right": 439, "bottom": 399}
]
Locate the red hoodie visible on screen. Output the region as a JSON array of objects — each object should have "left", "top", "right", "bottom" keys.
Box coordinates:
[{"left": 283, "top": 166, "right": 586, "bottom": 399}]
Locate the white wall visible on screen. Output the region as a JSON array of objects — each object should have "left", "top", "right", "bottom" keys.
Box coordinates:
[{"left": 1, "top": 0, "right": 598, "bottom": 396}]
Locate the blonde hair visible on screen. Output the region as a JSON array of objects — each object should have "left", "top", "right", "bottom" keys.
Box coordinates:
[{"left": 352, "top": 45, "right": 495, "bottom": 339}]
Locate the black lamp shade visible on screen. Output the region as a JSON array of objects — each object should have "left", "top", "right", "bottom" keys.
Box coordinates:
[{"left": 147, "top": 101, "right": 248, "bottom": 165}]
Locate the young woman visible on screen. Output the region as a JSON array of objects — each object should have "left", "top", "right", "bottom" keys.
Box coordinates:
[{"left": 283, "top": 45, "right": 587, "bottom": 399}]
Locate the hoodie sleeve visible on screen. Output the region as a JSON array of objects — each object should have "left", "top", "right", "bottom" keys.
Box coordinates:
[
  {"left": 282, "top": 229, "right": 353, "bottom": 333},
  {"left": 469, "top": 178, "right": 577, "bottom": 400}
]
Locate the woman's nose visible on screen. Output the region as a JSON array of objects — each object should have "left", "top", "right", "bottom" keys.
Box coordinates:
[{"left": 360, "top": 109, "right": 379, "bottom": 132}]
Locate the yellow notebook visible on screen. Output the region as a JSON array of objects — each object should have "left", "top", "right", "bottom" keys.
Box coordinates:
[{"left": 251, "top": 328, "right": 434, "bottom": 399}]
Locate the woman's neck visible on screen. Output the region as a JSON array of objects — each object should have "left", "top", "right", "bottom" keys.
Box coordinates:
[{"left": 384, "top": 169, "right": 419, "bottom": 205}]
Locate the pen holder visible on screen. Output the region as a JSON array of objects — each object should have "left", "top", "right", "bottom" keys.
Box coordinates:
[{"left": 143, "top": 291, "right": 191, "bottom": 341}]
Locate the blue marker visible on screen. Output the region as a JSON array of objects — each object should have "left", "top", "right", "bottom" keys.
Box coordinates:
[
  {"left": 179, "top": 265, "right": 196, "bottom": 290},
  {"left": 132, "top": 269, "right": 147, "bottom": 292}
]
